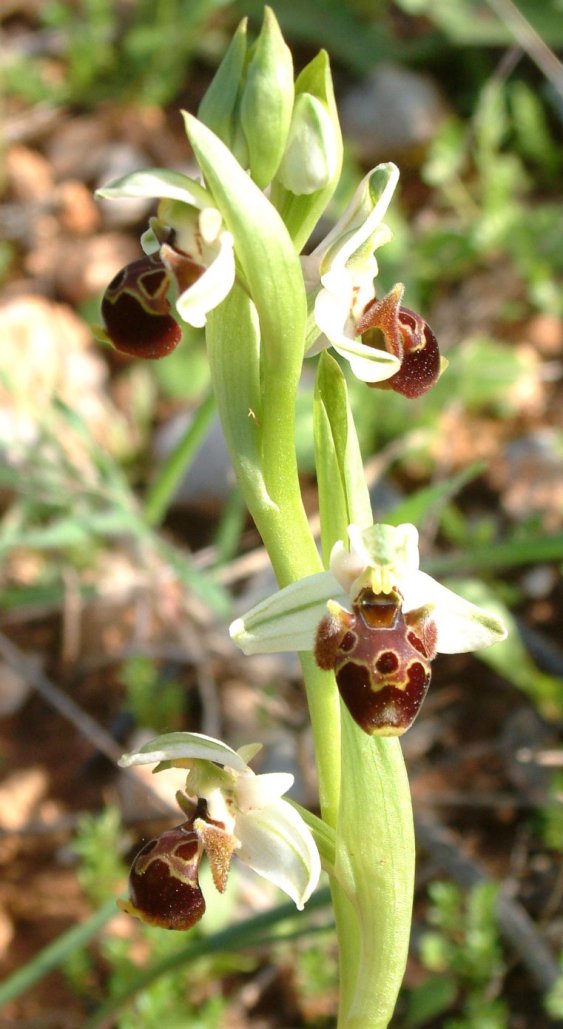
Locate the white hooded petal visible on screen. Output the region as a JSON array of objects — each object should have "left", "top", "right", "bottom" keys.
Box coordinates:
[
  {"left": 230, "top": 571, "right": 345, "bottom": 655},
  {"left": 118, "top": 731, "right": 248, "bottom": 771},
  {"left": 308, "top": 163, "right": 399, "bottom": 272},
  {"left": 175, "top": 231, "right": 235, "bottom": 328},
  {"left": 401, "top": 570, "right": 507, "bottom": 653},
  {"left": 235, "top": 799, "right": 321, "bottom": 909},
  {"left": 235, "top": 771, "right": 294, "bottom": 813}
]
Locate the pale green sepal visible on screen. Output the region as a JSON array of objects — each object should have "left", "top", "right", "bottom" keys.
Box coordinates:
[
  {"left": 185, "top": 112, "right": 307, "bottom": 376},
  {"left": 235, "top": 798, "right": 321, "bottom": 909},
  {"left": 271, "top": 50, "right": 343, "bottom": 251},
  {"left": 229, "top": 570, "right": 345, "bottom": 655},
  {"left": 140, "top": 223, "right": 159, "bottom": 254},
  {"left": 314, "top": 353, "right": 372, "bottom": 564},
  {"left": 197, "top": 18, "right": 248, "bottom": 150},
  {"left": 95, "top": 168, "right": 210, "bottom": 209},
  {"left": 239, "top": 7, "right": 294, "bottom": 188},
  {"left": 336, "top": 721, "right": 415, "bottom": 1025},
  {"left": 118, "top": 731, "right": 248, "bottom": 771},
  {"left": 276, "top": 92, "right": 339, "bottom": 195}
]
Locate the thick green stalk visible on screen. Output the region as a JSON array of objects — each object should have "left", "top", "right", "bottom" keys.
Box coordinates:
[
  {"left": 205, "top": 288, "right": 341, "bottom": 828},
  {"left": 314, "top": 354, "right": 415, "bottom": 1026}
]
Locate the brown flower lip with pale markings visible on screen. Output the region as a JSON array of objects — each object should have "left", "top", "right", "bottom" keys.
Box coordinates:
[
  {"left": 356, "top": 285, "right": 441, "bottom": 398},
  {"left": 100, "top": 254, "right": 182, "bottom": 360},
  {"left": 315, "top": 586, "right": 438, "bottom": 736},
  {"left": 100, "top": 244, "right": 207, "bottom": 361},
  {"left": 120, "top": 817, "right": 206, "bottom": 930}
]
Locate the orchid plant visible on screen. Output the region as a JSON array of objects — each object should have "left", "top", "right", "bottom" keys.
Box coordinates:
[{"left": 97, "top": 9, "right": 506, "bottom": 1026}]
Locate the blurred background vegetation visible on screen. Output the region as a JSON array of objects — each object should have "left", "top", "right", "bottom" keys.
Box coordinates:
[{"left": 1, "top": 1, "right": 562, "bottom": 1026}]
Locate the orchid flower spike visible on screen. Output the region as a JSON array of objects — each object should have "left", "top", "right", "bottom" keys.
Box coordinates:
[
  {"left": 95, "top": 169, "right": 235, "bottom": 358},
  {"left": 302, "top": 164, "right": 442, "bottom": 396},
  {"left": 118, "top": 732, "right": 320, "bottom": 929},
  {"left": 231, "top": 523, "right": 507, "bottom": 736}
]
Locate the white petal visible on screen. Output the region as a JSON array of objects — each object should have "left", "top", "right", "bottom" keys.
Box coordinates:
[
  {"left": 229, "top": 571, "right": 345, "bottom": 655},
  {"left": 236, "top": 771, "right": 294, "bottom": 813},
  {"left": 329, "top": 538, "right": 368, "bottom": 593},
  {"left": 118, "top": 731, "right": 248, "bottom": 771},
  {"left": 332, "top": 336, "right": 400, "bottom": 383},
  {"left": 96, "top": 168, "right": 210, "bottom": 208},
  {"left": 235, "top": 799, "right": 321, "bottom": 909},
  {"left": 313, "top": 277, "right": 399, "bottom": 383},
  {"left": 175, "top": 233, "right": 235, "bottom": 328},
  {"left": 401, "top": 570, "right": 508, "bottom": 653}
]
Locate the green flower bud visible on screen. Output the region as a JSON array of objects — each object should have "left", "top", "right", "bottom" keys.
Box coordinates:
[
  {"left": 197, "top": 18, "right": 248, "bottom": 160},
  {"left": 239, "top": 7, "right": 294, "bottom": 188},
  {"left": 270, "top": 50, "right": 343, "bottom": 252},
  {"left": 277, "top": 92, "right": 340, "bottom": 195}
]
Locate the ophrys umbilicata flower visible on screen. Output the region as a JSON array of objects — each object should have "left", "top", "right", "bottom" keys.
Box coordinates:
[
  {"left": 302, "top": 164, "right": 442, "bottom": 396},
  {"left": 118, "top": 732, "right": 321, "bottom": 929},
  {"left": 95, "top": 170, "right": 235, "bottom": 358},
  {"left": 230, "top": 523, "right": 507, "bottom": 736}
]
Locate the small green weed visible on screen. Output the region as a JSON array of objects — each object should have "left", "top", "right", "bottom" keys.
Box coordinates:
[{"left": 405, "top": 881, "right": 508, "bottom": 1027}]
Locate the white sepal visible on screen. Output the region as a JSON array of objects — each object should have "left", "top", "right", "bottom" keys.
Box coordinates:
[
  {"left": 235, "top": 799, "right": 321, "bottom": 910},
  {"left": 401, "top": 570, "right": 508, "bottom": 654},
  {"left": 230, "top": 570, "right": 345, "bottom": 655},
  {"left": 118, "top": 731, "right": 248, "bottom": 771},
  {"left": 96, "top": 168, "right": 211, "bottom": 208}
]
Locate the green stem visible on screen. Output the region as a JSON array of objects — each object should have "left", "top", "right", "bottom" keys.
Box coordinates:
[{"left": 143, "top": 390, "right": 216, "bottom": 527}]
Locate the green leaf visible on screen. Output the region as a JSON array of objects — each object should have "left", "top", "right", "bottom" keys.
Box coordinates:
[
  {"left": 387, "top": 462, "right": 486, "bottom": 529},
  {"left": 184, "top": 113, "right": 306, "bottom": 369},
  {"left": 336, "top": 720, "right": 415, "bottom": 1025},
  {"left": 314, "top": 352, "right": 371, "bottom": 563},
  {"left": 206, "top": 283, "right": 266, "bottom": 503},
  {"left": 198, "top": 18, "right": 248, "bottom": 150},
  {"left": 0, "top": 901, "right": 116, "bottom": 1006}
]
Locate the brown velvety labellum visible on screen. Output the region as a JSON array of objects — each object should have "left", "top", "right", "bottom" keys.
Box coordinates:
[
  {"left": 314, "top": 587, "right": 436, "bottom": 736},
  {"left": 358, "top": 287, "right": 441, "bottom": 398},
  {"left": 101, "top": 254, "right": 182, "bottom": 359},
  {"left": 127, "top": 822, "right": 205, "bottom": 930},
  {"left": 380, "top": 308, "right": 441, "bottom": 398}
]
